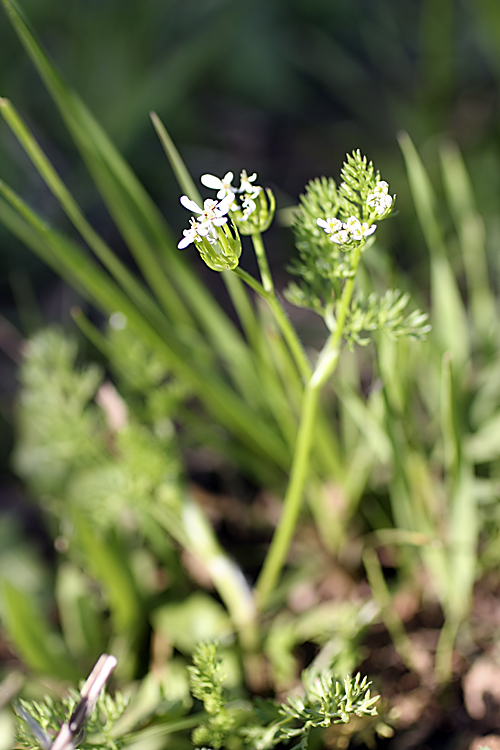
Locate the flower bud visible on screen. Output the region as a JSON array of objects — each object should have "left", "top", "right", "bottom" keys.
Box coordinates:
[{"left": 231, "top": 186, "right": 276, "bottom": 235}]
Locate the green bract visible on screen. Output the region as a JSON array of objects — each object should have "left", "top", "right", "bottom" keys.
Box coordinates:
[
  {"left": 195, "top": 220, "right": 242, "bottom": 272},
  {"left": 231, "top": 186, "right": 276, "bottom": 235}
]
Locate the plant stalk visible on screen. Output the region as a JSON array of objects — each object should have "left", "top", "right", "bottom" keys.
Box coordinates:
[
  {"left": 251, "top": 231, "right": 274, "bottom": 293},
  {"left": 254, "top": 246, "right": 362, "bottom": 610}
]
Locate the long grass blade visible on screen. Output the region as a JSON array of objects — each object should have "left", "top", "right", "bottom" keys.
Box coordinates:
[
  {"left": 1, "top": 0, "right": 263, "bottom": 402},
  {"left": 440, "top": 139, "right": 496, "bottom": 338},
  {"left": 398, "top": 131, "right": 469, "bottom": 367},
  {"left": 0, "top": 181, "right": 290, "bottom": 469}
]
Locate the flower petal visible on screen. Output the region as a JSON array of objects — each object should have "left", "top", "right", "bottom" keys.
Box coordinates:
[
  {"left": 200, "top": 174, "right": 223, "bottom": 190},
  {"left": 217, "top": 193, "right": 235, "bottom": 215},
  {"left": 180, "top": 195, "right": 202, "bottom": 213}
]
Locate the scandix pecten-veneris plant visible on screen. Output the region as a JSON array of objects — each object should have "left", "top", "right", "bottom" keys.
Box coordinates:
[
  {"left": 159, "top": 140, "right": 430, "bottom": 612},
  {"left": 0, "top": 1, "right": 437, "bottom": 747}
]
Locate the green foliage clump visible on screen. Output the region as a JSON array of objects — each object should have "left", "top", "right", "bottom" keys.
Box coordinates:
[
  {"left": 14, "top": 644, "right": 380, "bottom": 750},
  {"left": 15, "top": 689, "right": 129, "bottom": 750},
  {"left": 242, "top": 671, "right": 379, "bottom": 750},
  {"left": 12, "top": 326, "right": 180, "bottom": 530},
  {"left": 286, "top": 151, "right": 428, "bottom": 346},
  {"left": 188, "top": 642, "right": 235, "bottom": 749}
]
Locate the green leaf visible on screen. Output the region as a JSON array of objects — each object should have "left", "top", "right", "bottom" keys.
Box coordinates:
[
  {"left": 398, "top": 131, "right": 469, "bottom": 366},
  {"left": 152, "top": 594, "right": 232, "bottom": 655},
  {"left": 150, "top": 112, "right": 202, "bottom": 205},
  {"left": 0, "top": 580, "right": 79, "bottom": 681},
  {"left": 439, "top": 139, "right": 496, "bottom": 339},
  {"left": 74, "top": 518, "right": 142, "bottom": 637}
]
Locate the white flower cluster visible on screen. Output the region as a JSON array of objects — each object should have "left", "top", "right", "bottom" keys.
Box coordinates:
[
  {"left": 200, "top": 170, "right": 261, "bottom": 200},
  {"left": 177, "top": 169, "right": 272, "bottom": 251},
  {"left": 177, "top": 193, "right": 234, "bottom": 249},
  {"left": 366, "top": 180, "right": 393, "bottom": 216},
  {"left": 317, "top": 215, "right": 376, "bottom": 245}
]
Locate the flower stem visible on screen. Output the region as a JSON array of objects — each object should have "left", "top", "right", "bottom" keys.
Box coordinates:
[
  {"left": 254, "top": 245, "right": 362, "bottom": 611},
  {"left": 232, "top": 266, "right": 311, "bottom": 382},
  {"left": 251, "top": 232, "right": 274, "bottom": 293}
]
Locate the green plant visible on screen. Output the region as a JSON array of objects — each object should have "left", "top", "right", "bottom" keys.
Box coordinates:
[
  {"left": 6, "top": 2, "right": 500, "bottom": 747},
  {"left": 15, "top": 643, "right": 383, "bottom": 750}
]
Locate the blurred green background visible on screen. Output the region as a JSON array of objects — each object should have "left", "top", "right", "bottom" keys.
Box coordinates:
[{"left": 2, "top": 0, "right": 500, "bottom": 526}]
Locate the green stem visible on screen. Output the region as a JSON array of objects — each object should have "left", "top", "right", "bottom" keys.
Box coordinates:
[
  {"left": 435, "top": 617, "right": 459, "bottom": 684},
  {"left": 251, "top": 231, "right": 274, "bottom": 292},
  {"left": 254, "top": 246, "right": 362, "bottom": 610}
]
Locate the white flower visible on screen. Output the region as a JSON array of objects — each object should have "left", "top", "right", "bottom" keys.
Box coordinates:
[
  {"left": 331, "top": 228, "right": 350, "bottom": 245},
  {"left": 178, "top": 217, "right": 202, "bottom": 249},
  {"left": 317, "top": 217, "right": 343, "bottom": 235},
  {"left": 179, "top": 193, "right": 235, "bottom": 248},
  {"left": 329, "top": 215, "right": 376, "bottom": 245},
  {"left": 241, "top": 197, "right": 257, "bottom": 219},
  {"left": 180, "top": 193, "right": 235, "bottom": 235},
  {"left": 366, "top": 180, "right": 393, "bottom": 216},
  {"left": 200, "top": 171, "right": 235, "bottom": 199},
  {"left": 238, "top": 170, "right": 261, "bottom": 197}
]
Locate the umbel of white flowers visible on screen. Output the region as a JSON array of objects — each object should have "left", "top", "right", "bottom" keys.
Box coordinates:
[
  {"left": 317, "top": 181, "right": 394, "bottom": 248},
  {"left": 177, "top": 170, "right": 276, "bottom": 270},
  {"left": 200, "top": 170, "right": 276, "bottom": 235},
  {"left": 177, "top": 192, "right": 242, "bottom": 271}
]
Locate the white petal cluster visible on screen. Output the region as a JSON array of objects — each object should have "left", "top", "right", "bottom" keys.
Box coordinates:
[
  {"left": 241, "top": 197, "right": 257, "bottom": 219},
  {"left": 178, "top": 193, "right": 235, "bottom": 249},
  {"left": 178, "top": 217, "right": 202, "bottom": 249},
  {"left": 238, "top": 169, "right": 261, "bottom": 197},
  {"left": 366, "top": 180, "right": 393, "bottom": 216},
  {"left": 317, "top": 215, "right": 376, "bottom": 245}
]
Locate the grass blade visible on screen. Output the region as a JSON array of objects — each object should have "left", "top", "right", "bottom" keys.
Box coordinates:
[
  {"left": 440, "top": 139, "right": 496, "bottom": 339},
  {"left": 150, "top": 112, "right": 202, "bottom": 205},
  {"left": 398, "top": 131, "right": 469, "bottom": 367}
]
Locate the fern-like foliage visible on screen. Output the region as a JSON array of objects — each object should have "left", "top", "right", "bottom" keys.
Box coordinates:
[
  {"left": 13, "top": 328, "right": 181, "bottom": 531},
  {"left": 242, "top": 671, "right": 379, "bottom": 750},
  {"left": 286, "top": 177, "right": 344, "bottom": 312},
  {"left": 187, "top": 642, "right": 235, "bottom": 749},
  {"left": 285, "top": 151, "right": 430, "bottom": 348},
  {"left": 344, "top": 289, "right": 431, "bottom": 349},
  {"left": 15, "top": 689, "right": 129, "bottom": 750},
  {"left": 15, "top": 644, "right": 381, "bottom": 750},
  {"left": 338, "top": 150, "right": 383, "bottom": 222}
]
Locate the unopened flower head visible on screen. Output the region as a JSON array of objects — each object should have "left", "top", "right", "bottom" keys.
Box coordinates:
[
  {"left": 178, "top": 193, "right": 241, "bottom": 271},
  {"left": 366, "top": 180, "right": 394, "bottom": 217},
  {"left": 317, "top": 215, "right": 376, "bottom": 247},
  {"left": 200, "top": 171, "right": 235, "bottom": 200}
]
